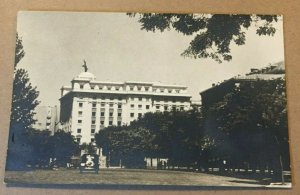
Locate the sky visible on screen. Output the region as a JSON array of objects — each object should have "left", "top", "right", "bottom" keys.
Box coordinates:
[{"left": 17, "top": 11, "right": 284, "bottom": 107}]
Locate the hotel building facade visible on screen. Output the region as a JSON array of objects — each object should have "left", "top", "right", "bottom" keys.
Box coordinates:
[{"left": 59, "top": 71, "right": 192, "bottom": 144}]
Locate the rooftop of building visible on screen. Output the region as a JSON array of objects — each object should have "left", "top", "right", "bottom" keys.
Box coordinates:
[
  {"left": 74, "top": 71, "right": 96, "bottom": 81},
  {"left": 200, "top": 61, "right": 285, "bottom": 95},
  {"left": 70, "top": 71, "right": 188, "bottom": 89},
  {"left": 246, "top": 61, "right": 285, "bottom": 75},
  {"left": 60, "top": 71, "right": 191, "bottom": 100}
]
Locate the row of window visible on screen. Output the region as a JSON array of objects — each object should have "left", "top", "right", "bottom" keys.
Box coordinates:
[
  {"left": 78, "top": 119, "right": 122, "bottom": 125},
  {"left": 130, "top": 113, "right": 143, "bottom": 118},
  {"left": 79, "top": 84, "right": 182, "bottom": 94},
  {"left": 78, "top": 111, "right": 122, "bottom": 121},
  {"left": 79, "top": 102, "right": 123, "bottom": 108},
  {"left": 155, "top": 105, "right": 185, "bottom": 111},
  {"left": 77, "top": 128, "right": 96, "bottom": 134},
  {"left": 78, "top": 107, "right": 185, "bottom": 120},
  {"left": 130, "top": 104, "right": 150, "bottom": 109},
  {"left": 94, "top": 111, "right": 122, "bottom": 117},
  {"left": 92, "top": 103, "right": 123, "bottom": 108},
  {"left": 76, "top": 138, "right": 95, "bottom": 143},
  {"left": 79, "top": 99, "right": 186, "bottom": 109}
]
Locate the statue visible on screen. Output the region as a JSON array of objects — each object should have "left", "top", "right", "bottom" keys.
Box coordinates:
[{"left": 82, "top": 60, "right": 88, "bottom": 72}]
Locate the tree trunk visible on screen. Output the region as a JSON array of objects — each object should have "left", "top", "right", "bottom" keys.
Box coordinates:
[{"left": 279, "top": 154, "right": 285, "bottom": 184}]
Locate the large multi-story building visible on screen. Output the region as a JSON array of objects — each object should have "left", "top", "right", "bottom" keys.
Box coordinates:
[{"left": 59, "top": 71, "right": 192, "bottom": 144}]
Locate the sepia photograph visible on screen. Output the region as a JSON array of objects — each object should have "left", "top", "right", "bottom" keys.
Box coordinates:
[{"left": 4, "top": 11, "right": 291, "bottom": 189}]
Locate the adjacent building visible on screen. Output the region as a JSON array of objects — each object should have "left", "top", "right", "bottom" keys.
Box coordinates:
[
  {"left": 200, "top": 61, "right": 285, "bottom": 109},
  {"left": 59, "top": 71, "right": 192, "bottom": 144},
  {"left": 32, "top": 105, "right": 59, "bottom": 134}
]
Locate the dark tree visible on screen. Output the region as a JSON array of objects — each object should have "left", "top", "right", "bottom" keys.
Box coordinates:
[
  {"left": 50, "top": 130, "right": 80, "bottom": 167},
  {"left": 95, "top": 125, "right": 153, "bottom": 168},
  {"left": 80, "top": 142, "right": 97, "bottom": 154},
  {"left": 10, "top": 69, "right": 40, "bottom": 130},
  {"left": 128, "top": 13, "right": 278, "bottom": 62},
  {"left": 26, "top": 130, "right": 52, "bottom": 167},
  {"left": 10, "top": 34, "right": 39, "bottom": 130},
  {"left": 15, "top": 33, "right": 25, "bottom": 68},
  {"left": 209, "top": 78, "right": 289, "bottom": 180},
  {"left": 6, "top": 34, "right": 40, "bottom": 170},
  {"left": 95, "top": 110, "right": 210, "bottom": 169}
]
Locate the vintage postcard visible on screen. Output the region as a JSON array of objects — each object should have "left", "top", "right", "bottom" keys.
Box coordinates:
[{"left": 4, "top": 11, "right": 291, "bottom": 189}]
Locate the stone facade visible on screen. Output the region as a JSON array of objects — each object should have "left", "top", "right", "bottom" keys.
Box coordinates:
[{"left": 60, "top": 71, "right": 192, "bottom": 144}]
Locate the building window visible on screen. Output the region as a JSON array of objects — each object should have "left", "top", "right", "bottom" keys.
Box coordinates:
[
  {"left": 164, "top": 106, "right": 168, "bottom": 111},
  {"left": 145, "top": 87, "right": 149, "bottom": 91},
  {"left": 146, "top": 105, "right": 150, "bottom": 109},
  {"left": 91, "top": 129, "right": 95, "bottom": 134},
  {"left": 130, "top": 87, "right": 134, "bottom": 91},
  {"left": 80, "top": 85, "right": 83, "bottom": 89},
  {"left": 78, "top": 120, "right": 82, "bottom": 124},
  {"left": 117, "top": 121, "right": 121, "bottom": 126},
  {"left": 138, "top": 87, "right": 141, "bottom": 91},
  {"left": 79, "top": 102, "right": 83, "bottom": 107},
  {"left": 91, "top": 138, "right": 95, "bottom": 143},
  {"left": 76, "top": 138, "right": 81, "bottom": 143},
  {"left": 100, "top": 120, "right": 104, "bottom": 125},
  {"left": 130, "top": 104, "right": 134, "bottom": 108},
  {"left": 92, "top": 112, "right": 96, "bottom": 117},
  {"left": 156, "top": 105, "right": 160, "bottom": 109},
  {"left": 109, "top": 112, "right": 113, "bottom": 117},
  {"left": 92, "top": 103, "right": 97, "bottom": 107},
  {"left": 118, "top": 104, "right": 122, "bottom": 109},
  {"left": 118, "top": 112, "right": 122, "bottom": 117},
  {"left": 78, "top": 111, "right": 83, "bottom": 116},
  {"left": 91, "top": 120, "right": 96, "bottom": 124},
  {"left": 138, "top": 104, "right": 142, "bottom": 109},
  {"left": 109, "top": 103, "right": 114, "bottom": 107},
  {"left": 101, "top": 103, "right": 105, "bottom": 107},
  {"left": 138, "top": 97, "right": 142, "bottom": 101},
  {"left": 130, "top": 113, "right": 134, "bottom": 117},
  {"left": 100, "top": 112, "right": 105, "bottom": 117},
  {"left": 109, "top": 121, "right": 113, "bottom": 126},
  {"left": 77, "top": 129, "right": 81, "bottom": 133},
  {"left": 138, "top": 113, "right": 142, "bottom": 118}
]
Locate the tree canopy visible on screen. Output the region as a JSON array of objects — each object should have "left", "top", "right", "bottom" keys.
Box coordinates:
[
  {"left": 94, "top": 77, "right": 289, "bottom": 179},
  {"left": 128, "top": 13, "right": 279, "bottom": 62},
  {"left": 208, "top": 78, "right": 289, "bottom": 177},
  {"left": 6, "top": 34, "right": 40, "bottom": 170},
  {"left": 95, "top": 109, "right": 208, "bottom": 168},
  {"left": 10, "top": 34, "right": 40, "bottom": 131}
]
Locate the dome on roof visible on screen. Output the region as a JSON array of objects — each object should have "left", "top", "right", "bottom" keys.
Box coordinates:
[{"left": 76, "top": 72, "right": 96, "bottom": 80}]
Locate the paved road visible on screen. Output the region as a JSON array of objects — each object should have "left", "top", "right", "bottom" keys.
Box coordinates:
[{"left": 4, "top": 168, "right": 273, "bottom": 188}]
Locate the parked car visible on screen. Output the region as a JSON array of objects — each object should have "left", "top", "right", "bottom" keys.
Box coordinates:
[{"left": 79, "top": 154, "right": 99, "bottom": 174}]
